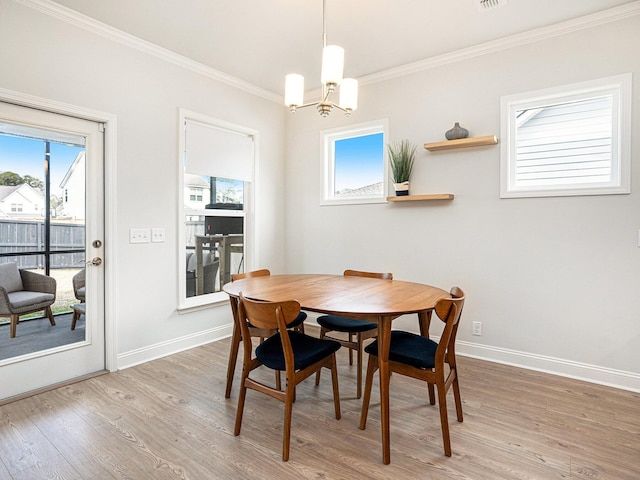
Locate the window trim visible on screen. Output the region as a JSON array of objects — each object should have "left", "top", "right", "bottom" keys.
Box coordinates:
[
  {"left": 500, "top": 74, "right": 631, "bottom": 198},
  {"left": 320, "top": 119, "right": 389, "bottom": 206},
  {"left": 177, "top": 108, "right": 256, "bottom": 311}
]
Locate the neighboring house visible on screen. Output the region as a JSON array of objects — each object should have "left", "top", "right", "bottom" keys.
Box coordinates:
[
  {"left": 0, "top": 184, "right": 44, "bottom": 219},
  {"left": 184, "top": 173, "right": 210, "bottom": 216},
  {"left": 59, "top": 151, "right": 85, "bottom": 221}
]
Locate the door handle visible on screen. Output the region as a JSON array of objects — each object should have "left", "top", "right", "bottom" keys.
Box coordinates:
[{"left": 87, "top": 257, "right": 102, "bottom": 266}]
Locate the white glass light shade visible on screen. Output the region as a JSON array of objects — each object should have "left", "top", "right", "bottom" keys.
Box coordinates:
[
  {"left": 285, "top": 74, "right": 304, "bottom": 107},
  {"left": 339, "top": 78, "right": 358, "bottom": 111},
  {"left": 321, "top": 45, "right": 344, "bottom": 85}
]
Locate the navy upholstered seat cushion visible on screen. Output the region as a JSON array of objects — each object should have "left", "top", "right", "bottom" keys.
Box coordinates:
[
  {"left": 317, "top": 315, "right": 377, "bottom": 333},
  {"left": 288, "top": 311, "right": 307, "bottom": 329},
  {"left": 365, "top": 331, "right": 438, "bottom": 369},
  {"left": 247, "top": 311, "right": 306, "bottom": 330},
  {"left": 256, "top": 331, "right": 341, "bottom": 371}
]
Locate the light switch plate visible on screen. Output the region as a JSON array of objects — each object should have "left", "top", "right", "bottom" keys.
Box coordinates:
[{"left": 129, "top": 228, "right": 150, "bottom": 243}]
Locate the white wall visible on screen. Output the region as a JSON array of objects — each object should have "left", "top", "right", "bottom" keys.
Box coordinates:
[
  {"left": 0, "top": 0, "right": 288, "bottom": 367},
  {"left": 285, "top": 15, "right": 640, "bottom": 391}
]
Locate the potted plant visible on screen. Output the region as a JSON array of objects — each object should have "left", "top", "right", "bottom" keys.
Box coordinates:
[{"left": 388, "top": 139, "right": 416, "bottom": 196}]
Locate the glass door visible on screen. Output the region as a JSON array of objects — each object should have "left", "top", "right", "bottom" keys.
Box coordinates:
[{"left": 0, "top": 101, "right": 105, "bottom": 401}]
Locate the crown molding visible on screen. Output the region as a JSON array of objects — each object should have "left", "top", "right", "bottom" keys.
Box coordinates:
[
  {"left": 15, "top": 0, "right": 640, "bottom": 104},
  {"left": 13, "top": 0, "right": 282, "bottom": 104},
  {"left": 359, "top": 1, "right": 640, "bottom": 87}
]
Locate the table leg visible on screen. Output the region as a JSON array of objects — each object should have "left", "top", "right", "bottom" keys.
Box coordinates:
[
  {"left": 378, "top": 315, "right": 392, "bottom": 464},
  {"left": 418, "top": 309, "right": 432, "bottom": 338}
]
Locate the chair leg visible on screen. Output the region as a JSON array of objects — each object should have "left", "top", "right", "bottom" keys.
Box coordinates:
[
  {"left": 71, "top": 310, "right": 79, "bottom": 330},
  {"left": 46, "top": 306, "right": 55, "bottom": 326},
  {"left": 428, "top": 383, "right": 436, "bottom": 405},
  {"left": 356, "top": 333, "right": 364, "bottom": 399},
  {"left": 234, "top": 376, "right": 249, "bottom": 437},
  {"left": 315, "top": 327, "right": 327, "bottom": 386},
  {"left": 282, "top": 383, "right": 295, "bottom": 461},
  {"left": 436, "top": 381, "right": 452, "bottom": 457},
  {"left": 329, "top": 354, "right": 341, "bottom": 420},
  {"left": 225, "top": 323, "right": 242, "bottom": 398},
  {"left": 359, "top": 355, "right": 378, "bottom": 430},
  {"left": 10, "top": 314, "right": 19, "bottom": 338},
  {"left": 276, "top": 371, "right": 282, "bottom": 391},
  {"left": 348, "top": 333, "right": 354, "bottom": 365},
  {"left": 451, "top": 370, "right": 464, "bottom": 422}
]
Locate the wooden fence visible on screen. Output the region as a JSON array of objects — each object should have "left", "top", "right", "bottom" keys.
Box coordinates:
[{"left": 0, "top": 219, "right": 85, "bottom": 269}]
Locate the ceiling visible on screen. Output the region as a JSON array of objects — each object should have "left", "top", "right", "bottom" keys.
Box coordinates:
[{"left": 50, "top": 0, "right": 635, "bottom": 96}]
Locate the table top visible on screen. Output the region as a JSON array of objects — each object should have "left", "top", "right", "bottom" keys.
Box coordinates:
[{"left": 223, "top": 273, "right": 448, "bottom": 318}]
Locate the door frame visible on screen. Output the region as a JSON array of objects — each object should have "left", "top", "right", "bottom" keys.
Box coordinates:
[{"left": 0, "top": 87, "right": 118, "bottom": 372}]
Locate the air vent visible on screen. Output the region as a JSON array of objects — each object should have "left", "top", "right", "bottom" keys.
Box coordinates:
[{"left": 477, "top": 0, "right": 508, "bottom": 11}]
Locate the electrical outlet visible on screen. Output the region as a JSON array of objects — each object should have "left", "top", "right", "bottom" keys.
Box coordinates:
[
  {"left": 472, "top": 321, "right": 483, "bottom": 336},
  {"left": 151, "top": 228, "right": 166, "bottom": 243}
]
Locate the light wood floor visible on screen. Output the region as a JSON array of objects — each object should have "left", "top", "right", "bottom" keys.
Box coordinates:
[{"left": 0, "top": 333, "right": 638, "bottom": 479}]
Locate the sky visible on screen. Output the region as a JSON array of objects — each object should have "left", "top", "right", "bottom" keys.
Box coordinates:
[
  {"left": 0, "top": 134, "right": 83, "bottom": 194},
  {"left": 334, "top": 132, "right": 384, "bottom": 192}
]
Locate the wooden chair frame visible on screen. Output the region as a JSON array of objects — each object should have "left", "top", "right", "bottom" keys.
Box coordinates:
[
  {"left": 234, "top": 293, "right": 341, "bottom": 461},
  {"left": 225, "top": 269, "right": 306, "bottom": 398},
  {"left": 359, "top": 287, "right": 465, "bottom": 457},
  {"left": 315, "top": 269, "right": 393, "bottom": 398}
]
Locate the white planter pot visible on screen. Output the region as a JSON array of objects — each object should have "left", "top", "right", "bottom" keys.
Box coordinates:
[{"left": 393, "top": 181, "right": 410, "bottom": 196}]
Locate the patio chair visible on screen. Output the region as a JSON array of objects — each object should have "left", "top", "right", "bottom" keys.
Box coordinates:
[
  {"left": 0, "top": 262, "right": 57, "bottom": 338},
  {"left": 72, "top": 268, "right": 85, "bottom": 302}
]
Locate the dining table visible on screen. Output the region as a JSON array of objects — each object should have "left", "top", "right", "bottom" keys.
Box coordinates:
[{"left": 223, "top": 273, "right": 449, "bottom": 464}]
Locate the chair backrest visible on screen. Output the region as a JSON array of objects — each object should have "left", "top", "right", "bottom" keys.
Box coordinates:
[
  {"left": 238, "top": 292, "right": 301, "bottom": 332},
  {"left": 433, "top": 287, "right": 465, "bottom": 368},
  {"left": 344, "top": 269, "right": 393, "bottom": 280},
  {"left": 231, "top": 268, "right": 270, "bottom": 282}
]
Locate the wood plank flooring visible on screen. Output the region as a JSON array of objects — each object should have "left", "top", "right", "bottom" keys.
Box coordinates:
[{"left": 0, "top": 333, "right": 638, "bottom": 479}]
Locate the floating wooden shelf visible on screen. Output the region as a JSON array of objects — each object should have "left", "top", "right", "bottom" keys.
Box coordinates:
[
  {"left": 387, "top": 194, "right": 454, "bottom": 202},
  {"left": 424, "top": 135, "right": 498, "bottom": 151}
]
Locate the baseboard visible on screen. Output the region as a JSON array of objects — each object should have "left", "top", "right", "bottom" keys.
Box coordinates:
[
  {"left": 456, "top": 340, "right": 640, "bottom": 393},
  {"left": 117, "top": 324, "right": 233, "bottom": 370},
  {"left": 116, "top": 320, "right": 640, "bottom": 393}
]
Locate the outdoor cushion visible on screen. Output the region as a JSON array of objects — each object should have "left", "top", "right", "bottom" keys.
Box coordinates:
[
  {"left": 256, "top": 331, "right": 340, "bottom": 371},
  {"left": 365, "top": 330, "right": 439, "bottom": 369},
  {"left": 0, "top": 263, "right": 24, "bottom": 293},
  {"left": 7, "top": 291, "right": 55, "bottom": 309}
]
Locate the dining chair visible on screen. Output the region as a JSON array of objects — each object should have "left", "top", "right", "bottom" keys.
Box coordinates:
[
  {"left": 315, "top": 269, "right": 393, "bottom": 398},
  {"left": 224, "top": 269, "right": 307, "bottom": 398},
  {"left": 234, "top": 293, "right": 341, "bottom": 461},
  {"left": 359, "top": 287, "right": 465, "bottom": 457}
]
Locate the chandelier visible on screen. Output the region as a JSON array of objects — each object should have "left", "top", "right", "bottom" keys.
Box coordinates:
[{"left": 284, "top": 0, "right": 358, "bottom": 117}]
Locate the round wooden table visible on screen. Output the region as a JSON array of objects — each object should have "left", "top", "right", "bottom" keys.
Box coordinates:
[{"left": 224, "top": 273, "right": 448, "bottom": 464}]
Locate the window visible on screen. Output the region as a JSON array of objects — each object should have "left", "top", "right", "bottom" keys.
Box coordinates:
[
  {"left": 178, "top": 109, "right": 255, "bottom": 310},
  {"left": 500, "top": 74, "right": 631, "bottom": 198},
  {"left": 189, "top": 187, "right": 203, "bottom": 202},
  {"left": 11, "top": 203, "right": 22, "bottom": 212},
  {"left": 321, "top": 120, "right": 388, "bottom": 205}
]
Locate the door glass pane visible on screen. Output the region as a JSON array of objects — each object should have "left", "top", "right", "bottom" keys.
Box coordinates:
[{"left": 0, "top": 123, "right": 86, "bottom": 362}]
